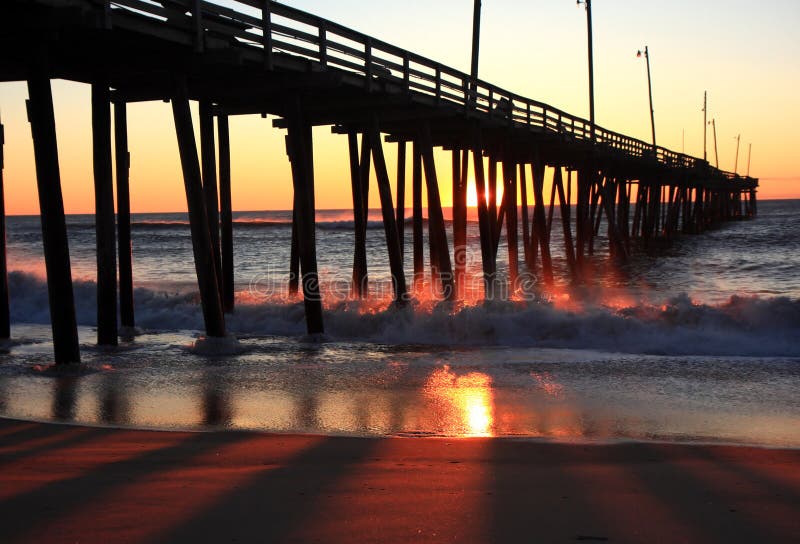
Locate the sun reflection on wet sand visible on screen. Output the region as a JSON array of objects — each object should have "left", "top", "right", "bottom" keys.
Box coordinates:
[{"left": 423, "top": 365, "right": 494, "bottom": 437}]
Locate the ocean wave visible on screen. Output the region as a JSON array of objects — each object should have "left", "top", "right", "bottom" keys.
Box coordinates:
[{"left": 6, "top": 271, "right": 800, "bottom": 357}]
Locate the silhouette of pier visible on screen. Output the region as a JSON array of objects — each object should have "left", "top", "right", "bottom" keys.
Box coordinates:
[{"left": 0, "top": 0, "right": 758, "bottom": 363}]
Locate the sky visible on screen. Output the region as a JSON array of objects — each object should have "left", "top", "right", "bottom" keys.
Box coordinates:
[{"left": 0, "top": 0, "right": 798, "bottom": 215}]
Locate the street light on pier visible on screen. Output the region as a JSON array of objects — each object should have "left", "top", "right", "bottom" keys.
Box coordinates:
[
  {"left": 709, "top": 118, "right": 719, "bottom": 169},
  {"left": 702, "top": 91, "right": 708, "bottom": 162},
  {"left": 471, "top": 0, "right": 481, "bottom": 82},
  {"left": 576, "top": 0, "right": 595, "bottom": 140},
  {"left": 746, "top": 143, "right": 752, "bottom": 177},
  {"left": 637, "top": 46, "right": 657, "bottom": 152}
]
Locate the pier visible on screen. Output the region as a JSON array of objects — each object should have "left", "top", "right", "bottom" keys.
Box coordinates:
[{"left": 0, "top": 0, "right": 758, "bottom": 363}]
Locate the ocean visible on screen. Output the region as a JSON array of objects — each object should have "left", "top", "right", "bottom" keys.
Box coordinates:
[{"left": 1, "top": 200, "right": 798, "bottom": 446}]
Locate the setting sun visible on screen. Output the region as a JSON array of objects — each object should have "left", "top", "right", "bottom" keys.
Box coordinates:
[{"left": 466, "top": 177, "right": 504, "bottom": 208}]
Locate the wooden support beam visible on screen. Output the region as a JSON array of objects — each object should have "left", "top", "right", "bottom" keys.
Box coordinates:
[
  {"left": 114, "top": 102, "right": 135, "bottom": 330},
  {"left": 348, "top": 131, "right": 368, "bottom": 298},
  {"left": 0, "top": 115, "right": 8, "bottom": 340},
  {"left": 471, "top": 131, "right": 495, "bottom": 299},
  {"left": 27, "top": 67, "right": 81, "bottom": 364},
  {"left": 419, "top": 124, "right": 454, "bottom": 301},
  {"left": 575, "top": 167, "right": 592, "bottom": 275},
  {"left": 554, "top": 166, "right": 577, "bottom": 281},
  {"left": 289, "top": 206, "right": 300, "bottom": 295},
  {"left": 285, "top": 101, "right": 324, "bottom": 333},
  {"left": 367, "top": 123, "right": 408, "bottom": 303},
  {"left": 598, "top": 176, "right": 628, "bottom": 260},
  {"left": 546, "top": 173, "right": 556, "bottom": 238},
  {"left": 217, "top": 114, "right": 235, "bottom": 312},
  {"left": 452, "top": 148, "right": 468, "bottom": 300},
  {"left": 531, "top": 154, "right": 553, "bottom": 285},
  {"left": 488, "top": 155, "right": 498, "bottom": 249},
  {"left": 412, "top": 140, "right": 424, "bottom": 291},
  {"left": 616, "top": 178, "right": 631, "bottom": 252},
  {"left": 492, "top": 191, "right": 507, "bottom": 260},
  {"left": 171, "top": 82, "right": 226, "bottom": 338},
  {"left": 396, "top": 141, "right": 406, "bottom": 257},
  {"left": 589, "top": 177, "right": 602, "bottom": 255},
  {"left": 502, "top": 156, "right": 519, "bottom": 290},
  {"left": 92, "top": 83, "right": 118, "bottom": 346},
  {"left": 200, "top": 101, "right": 223, "bottom": 297},
  {"left": 631, "top": 180, "right": 647, "bottom": 238},
  {"left": 519, "top": 162, "right": 533, "bottom": 273}
]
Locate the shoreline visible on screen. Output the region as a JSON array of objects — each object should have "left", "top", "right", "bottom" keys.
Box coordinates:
[
  {"left": 4, "top": 415, "right": 800, "bottom": 451},
  {"left": 1, "top": 417, "right": 798, "bottom": 543}
]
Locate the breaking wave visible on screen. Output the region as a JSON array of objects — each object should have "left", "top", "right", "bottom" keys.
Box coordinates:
[{"left": 7, "top": 271, "right": 800, "bottom": 357}]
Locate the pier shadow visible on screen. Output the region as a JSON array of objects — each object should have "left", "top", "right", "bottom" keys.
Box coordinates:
[
  {"left": 0, "top": 429, "right": 252, "bottom": 543},
  {"left": 161, "top": 436, "right": 381, "bottom": 543},
  {"left": 487, "top": 441, "right": 799, "bottom": 543}
]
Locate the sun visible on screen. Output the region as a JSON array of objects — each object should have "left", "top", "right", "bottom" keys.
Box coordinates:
[
  {"left": 467, "top": 182, "right": 478, "bottom": 207},
  {"left": 465, "top": 178, "right": 503, "bottom": 207}
]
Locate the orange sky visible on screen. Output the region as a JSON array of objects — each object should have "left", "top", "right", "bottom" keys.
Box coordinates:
[{"left": 1, "top": 0, "right": 797, "bottom": 215}]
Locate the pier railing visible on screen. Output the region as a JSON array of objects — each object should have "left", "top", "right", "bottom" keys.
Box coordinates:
[{"left": 102, "top": 0, "right": 745, "bottom": 180}]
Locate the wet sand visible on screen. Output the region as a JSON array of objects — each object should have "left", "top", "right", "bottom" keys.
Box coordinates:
[{"left": 0, "top": 418, "right": 798, "bottom": 543}]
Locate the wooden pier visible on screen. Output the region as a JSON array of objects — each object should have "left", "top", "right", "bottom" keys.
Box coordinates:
[{"left": 0, "top": 0, "right": 758, "bottom": 363}]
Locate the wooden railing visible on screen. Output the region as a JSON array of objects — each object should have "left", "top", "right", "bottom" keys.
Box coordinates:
[{"left": 102, "top": 0, "right": 747, "bottom": 181}]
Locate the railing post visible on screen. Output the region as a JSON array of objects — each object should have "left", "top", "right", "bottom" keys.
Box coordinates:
[
  {"left": 318, "top": 23, "right": 327, "bottom": 67},
  {"left": 463, "top": 78, "right": 469, "bottom": 115},
  {"left": 435, "top": 65, "right": 442, "bottom": 103},
  {"left": 403, "top": 53, "right": 410, "bottom": 93},
  {"left": 488, "top": 88, "right": 494, "bottom": 119},
  {"left": 102, "top": 0, "right": 112, "bottom": 29},
  {"left": 526, "top": 102, "right": 531, "bottom": 126},
  {"left": 364, "top": 37, "right": 373, "bottom": 91},
  {"left": 262, "top": 0, "right": 273, "bottom": 69},
  {"left": 192, "top": 0, "right": 203, "bottom": 53}
]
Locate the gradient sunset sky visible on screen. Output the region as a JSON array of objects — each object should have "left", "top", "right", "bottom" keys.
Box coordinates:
[{"left": 0, "top": 0, "right": 798, "bottom": 215}]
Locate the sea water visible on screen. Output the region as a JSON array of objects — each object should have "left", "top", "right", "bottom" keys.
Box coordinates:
[{"left": 1, "top": 200, "right": 798, "bottom": 446}]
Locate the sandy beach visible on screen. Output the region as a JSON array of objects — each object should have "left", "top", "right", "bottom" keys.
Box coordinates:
[{"left": 0, "top": 418, "right": 798, "bottom": 543}]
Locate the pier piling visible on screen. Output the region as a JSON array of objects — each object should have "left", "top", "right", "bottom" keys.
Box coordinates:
[
  {"left": 367, "top": 123, "right": 408, "bottom": 303},
  {"left": 285, "top": 102, "right": 323, "bottom": 334},
  {"left": 217, "top": 114, "right": 234, "bottom": 312},
  {"left": 420, "top": 124, "right": 454, "bottom": 301},
  {"left": 27, "top": 64, "right": 81, "bottom": 364},
  {"left": 411, "top": 140, "right": 424, "bottom": 292},
  {"left": 114, "top": 101, "right": 135, "bottom": 330},
  {"left": 171, "top": 81, "right": 226, "bottom": 338},
  {"left": 92, "top": 82, "right": 118, "bottom": 346},
  {"left": 348, "top": 130, "right": 368, "bottom": 298},
  {"left": 0, "top": 114, "right": 8, "bottom": 340},
  {"left": 200, "top": 101, "right": 222, "bottom": 298}
]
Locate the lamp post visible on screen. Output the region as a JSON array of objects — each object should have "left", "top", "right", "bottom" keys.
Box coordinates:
[
  {"left": 710, "top": 118, "right": 719, "bottom": 169},
  {"left": 734, "top": 133, "right": 741, "bottom": 175},
  {"left": 471, "top": 0, "right": 481, "bottom": 82},
  {"left": 577, "top": 0, "right": 595, "bottom": 140},
  {"left": 746, "top": 143, "right": 752, "bottom": 177},
  {"left": 702, "top": 91, "right": 707, "bottom": 161},
  {"left": 637, "top": 46, "right": 656, "bottom": 151}
]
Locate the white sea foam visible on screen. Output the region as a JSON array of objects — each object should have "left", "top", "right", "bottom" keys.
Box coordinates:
[{"left": 7, "top": 271, "right": 800, "bottom": 357}]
